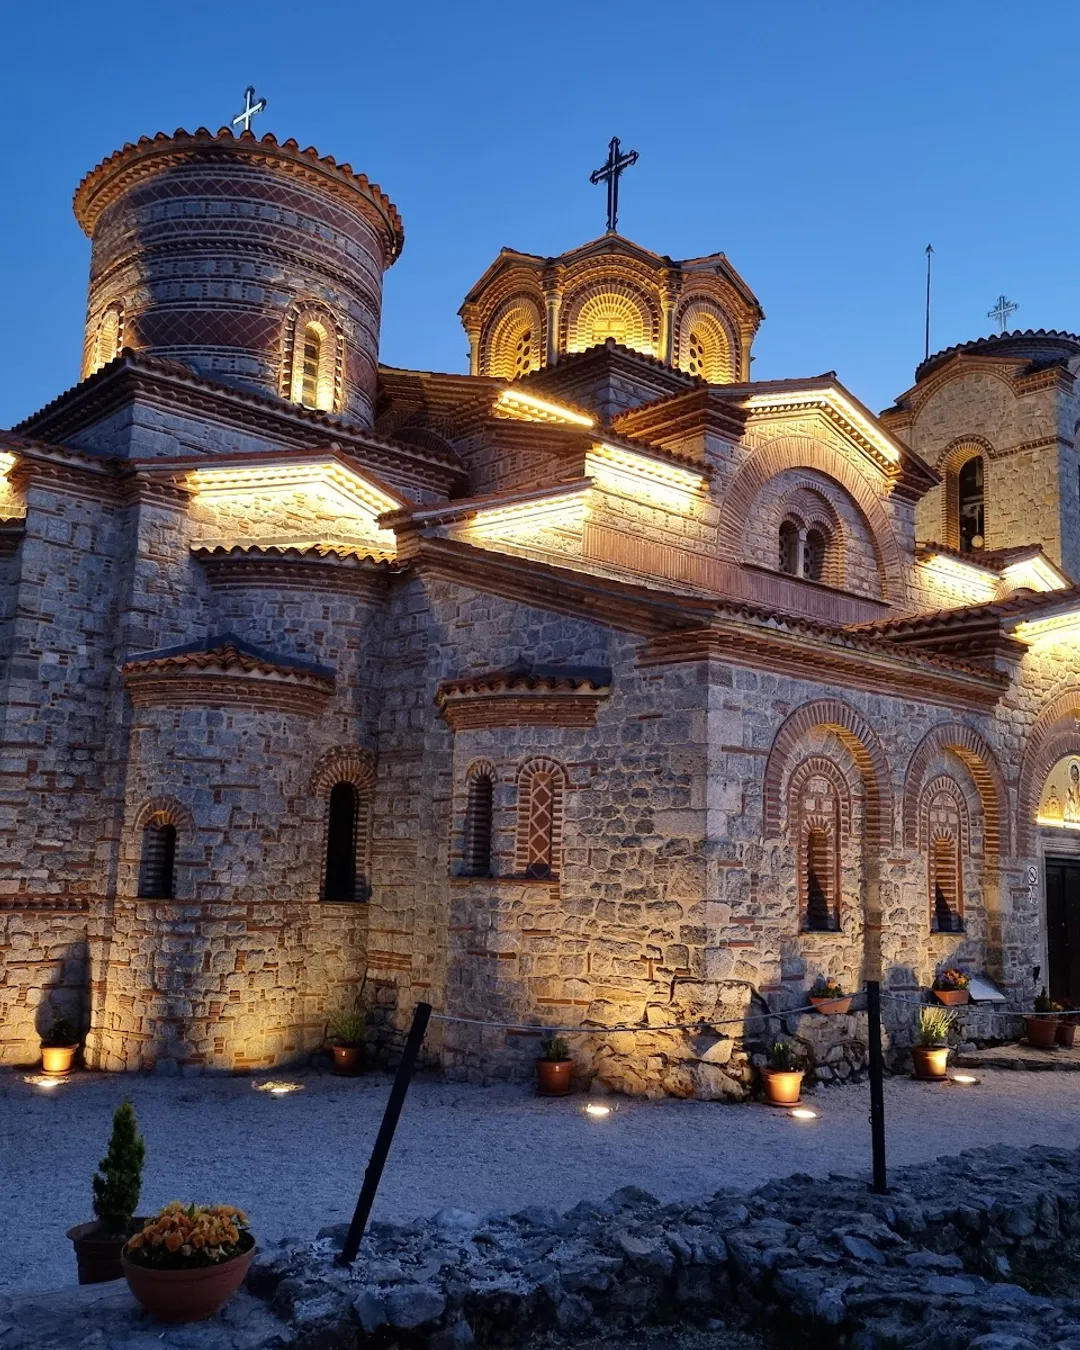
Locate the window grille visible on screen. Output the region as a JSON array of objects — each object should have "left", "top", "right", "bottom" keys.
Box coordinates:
[
  {"left": 137, "top": 819, "right": 176, "bottom": 899},
  {"left": 462, "top": 773, "right": 494, "bottom": 876}
]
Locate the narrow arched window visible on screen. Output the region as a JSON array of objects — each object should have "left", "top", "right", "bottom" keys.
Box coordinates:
[
  {"left": 515, "top": 760, "right": 566, "bottom": 880},
  {"left": 462, "top": 772, "right": 494, "bottom": 876},
  {"left": 138, "top": 817, "right": 176, "bottom": 899},
  {"left": 957, "top": 456, "right": 985, "bottom": 552},
  {"left": 930, "top": 834, "right": 962, "bottom": 932},
  {"left": 804, "top": 828, "right": 837, "bottom": 932},
  {"left": 803, "top": 528, "right": 827, "bottom": 583},
  {"left": 323, "top": 781, "right": 362, "bottom": 902},
  {"left": 779, "top": 520, "right": 800, "bottom": 576},
  {"left": 300, "top": 324, "right": 323, "bottom": 409}
]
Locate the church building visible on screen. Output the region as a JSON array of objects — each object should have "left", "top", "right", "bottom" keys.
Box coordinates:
[{"left": 3, "top": 119, "right": 1080, "bottom": 1095}]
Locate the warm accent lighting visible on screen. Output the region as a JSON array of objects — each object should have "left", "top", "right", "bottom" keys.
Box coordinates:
[
  {"left": 790, "top": 1107, "right": 817, "bottom": 1120},
  {"left": 1000, "top": 556, "right": 1067, "bottom": 594},
  {"left": 495, "top": 389, "right": 595, "bottom": 428},
  {"left": 951, "top": 1074, "right": 979, "bottom": 1085},
  {"left": 459, "top": 487, "right": 589, "bottom": 545},
  {"left": 584, "top": 1102, "right": 613, "bottom": 1117},
  {"left": 1014, "top": 609, "right": 1080, "bottom": 645},
  {"left": 744, "top": 388, "right": 901, "bottom": 465},
  {"left": 23, "top": 1073, "right": 63, "bottom": 1089},
  {"left": 918, "top": 553, "right": 998, "bottom": 604},
  {"left": 253, "top": 1080, "right": 303, "bottom": 1095},
  {"left": 0, "top": 452, "right": 16, "bottom": 478},
  {"left": 590, "top": 444, "right": 706, "bottom": 498}
]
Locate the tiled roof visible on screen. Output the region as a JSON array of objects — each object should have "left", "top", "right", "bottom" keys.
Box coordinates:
[
  {"left": 914, "top": 329, "right": 1080, "bottom": 383},
  {"left": 850, "top": 586, "right": 1080, "bottom": 638},
  {"left": 915, "top": 541, "right": 1055, "bottom": 573},
  {"left": 122, "top": 632, "right": 335, "bottom": 681}
]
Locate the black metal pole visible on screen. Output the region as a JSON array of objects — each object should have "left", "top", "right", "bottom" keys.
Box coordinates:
[
  {"left": 866, "top": 980, "right": 888, "bottom": 1195},
  {"left": 337, "top": 1001, "right": 432, "bottom": 1265}
]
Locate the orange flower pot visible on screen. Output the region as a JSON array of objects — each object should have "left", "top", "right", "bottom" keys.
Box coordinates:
[
  {"left": 809, "top": 996, "right": 852, "bottom": 1015},
  {"left": 40, "top": 1044, "right": 78, "bottom": 1075},
  {"left": 912, "top": 1046, "right": 949, "bottom": 1080},
  {"left": 536, "top": 1059, "right": 572, "bottom": 1096},
  {"left": 1025, "top": 1016, "right": 1059, "bottom": 1049},
  {"left": 933, "top": 989, "right": 969, "bottom": 1007},
  {"left": 762, "top": 1068, "right": 804, "bottom": 1106},
  {"left": 122, "top": 1235, "right": 255, "bottom": 1323}
]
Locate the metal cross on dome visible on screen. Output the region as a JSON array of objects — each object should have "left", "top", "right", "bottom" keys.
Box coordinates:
[
  {"left": 987, "top": 294, "right": 1019, "bottom": 333},
  {"left": 589, "top": 137, "right": 639, "bottom": 234},
  {"left": 232, "top": 86, "right": 267, "bottom": 134}
]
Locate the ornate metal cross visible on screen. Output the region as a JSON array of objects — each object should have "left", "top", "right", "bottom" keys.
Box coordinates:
[
  {"left": 987, "top": 294, "right": 1018, "bottom": 333},
  {"left": 589, "top": 137, "right": 639, "bottom": 233},
  {"left": 232, "top": 86, "right": 267, "bottom": 134}
]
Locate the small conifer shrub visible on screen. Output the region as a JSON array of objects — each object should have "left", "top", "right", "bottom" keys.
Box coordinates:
[{"left": 92, "top": 1101, "right": 146, "bottom": 1236}]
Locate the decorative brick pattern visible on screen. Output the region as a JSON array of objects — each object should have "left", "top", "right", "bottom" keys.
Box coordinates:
[{"left": 902, "top": 723, "right": 1008, "bottom": 857}]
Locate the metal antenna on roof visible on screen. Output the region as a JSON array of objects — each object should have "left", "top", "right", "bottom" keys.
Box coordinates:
[{"left": 924, "top": 245, "right": 934, "bottom": 362}]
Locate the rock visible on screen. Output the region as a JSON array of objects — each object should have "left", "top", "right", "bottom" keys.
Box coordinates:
[
  {"left": 968, "top": 1337, "right": 1042, "bottom": 1350},
  {"left": 429, "top": 1319, "right": 476, "bottom": 1348},
  {"left": 925, "top": 1274, "right": 978, "bottom": 1296},
  {"left": 615, "top": 1231, "right": 674, "bottom": 1276},
  {"left": 384, "top": 1283, "right": 447, "bottom": 1329},
  {"left": 352, "top": 1289, "right": 387, "bottom": 1332},
  {"left": 903, "top": 1250, "right": 965, "bottom": 1271},
  {"left": 840, "top": 1235, "right": 885, "bottom": 1264},
  {"left": 434, "top": 1208, "right": 480, "bottom": 1235}
]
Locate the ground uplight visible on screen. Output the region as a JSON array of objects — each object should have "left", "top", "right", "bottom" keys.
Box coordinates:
[
  {"left": 951, "top": 1074, "right": 979, "bottom": 1085},
  {"left": 790, "top": 1107, "right": 817, "bottom": 1120},
  {"left": 584, "top": 1102, "right": 613, "bottom": 1118},
  {"left": 253, "top": 1080, "right": 303, "bottom": 1095}
]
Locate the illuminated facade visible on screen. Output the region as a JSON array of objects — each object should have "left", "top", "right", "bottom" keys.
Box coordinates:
[{"left": 4, "top": 124, "right": 1080, "bottom": 1092}]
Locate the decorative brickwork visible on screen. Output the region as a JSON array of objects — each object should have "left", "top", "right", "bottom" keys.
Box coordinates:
[{"left": 902, "top": 722, "right": 1008, "bottom": 857}]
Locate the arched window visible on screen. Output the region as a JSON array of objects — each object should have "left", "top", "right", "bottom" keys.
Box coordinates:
[
  {"left": 803, "top": 528, "right": 827, "bottom": 583},
  {"left": 137, "top": 816, "right": 176, "bottom": 899},
  {"left": 513, "top": 329, "right": 535, "bottom": 379},
  {"left": 803, "top": 827, "right": 837, "bottom": 931},
  {"left": 462, "top": 771, "right": 495, "bottom": 876},
  {"left": 88, "top": 302, "right": 124, "bottom": 376},
  {"left": 675, "top": 305, "right": 735, "bottom": 383},
  {"left": 779, "top": 520, "right": 800, "bottom": 576},
  {"left": 957, "top": 456, "right": 985, "bottom": 552},
  {"left": 930, "top": 833, "right": 963, "bottom": 933},
  {"left": 515, "top": 759, "right": 566, "bottom": 880},
  {"left": 283, "top": 308, "right": 340, "bottom": 412},
  {"left": 323, "top": 781, "right": 367, "bottom": 902}
]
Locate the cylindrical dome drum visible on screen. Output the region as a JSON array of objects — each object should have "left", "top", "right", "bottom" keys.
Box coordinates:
[{"left": 74, "top": 128, "right": 404, "bottom": 427}]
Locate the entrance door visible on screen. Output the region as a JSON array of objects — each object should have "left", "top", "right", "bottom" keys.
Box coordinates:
[{"left": 1045, "top": 858, "right": 1080, "bottom": 1003}]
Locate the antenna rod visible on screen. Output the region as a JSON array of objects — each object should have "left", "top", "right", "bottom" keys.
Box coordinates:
[{"left": 924, "top": 244, "right": 934, "bottom": 361}]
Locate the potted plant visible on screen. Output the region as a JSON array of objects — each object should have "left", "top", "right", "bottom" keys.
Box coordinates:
[
  {"left": 912, "top": 1005, "right": 954, "bottom": 1080},
  {"left": 67, "top": 1101, "right": 148, "bottom": 1284},
  {"left": 932, "top": 969, "right": 970, "bottom": 1007},
  {"left": 40, "top": 1015, "right": 80, "bottom": 1076},
  {"left": 122, "top": 1202, "right": 254, "bottom": 1323},
  {"left": 536, "top": 1036, "right": 573, "bottom": 1096},
  {"left": 761, "top": 1039, "right": 804, "bottom": 1105},
  {"left": 1025, "top": 987, "right": 1059, "bottom": 1050},
  {"left": 326, "top": 1009, "right": 365, "bottom": 1075},
  {"left": 808, "top": 977, "right": 852, "bottom": 1015},
  {"left": 1056, "top": 999, "right": 1078, "bottom": 1048}
]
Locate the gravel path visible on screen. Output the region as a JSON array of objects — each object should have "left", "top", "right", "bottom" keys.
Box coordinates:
[{"left": 4, "top": 1066, "right": 1080, "bottom": 1296}]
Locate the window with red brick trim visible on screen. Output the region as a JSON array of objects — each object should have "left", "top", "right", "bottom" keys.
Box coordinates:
[
  {"left": 462, "top": 772, "right": 494, "bottom": 877},
  {"left": 137, "top": 816, "right": 176, "bottom": 899}
]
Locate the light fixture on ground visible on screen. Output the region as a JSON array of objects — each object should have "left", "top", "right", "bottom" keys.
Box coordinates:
[
  {"left": 951, "top": 1074, "right": 979, "bottom": 1085},
  {"left": 584, "top": 1102, "right": 613, "bottom": 1118},
  {"left": 23, "top": 1073, "right": 63, "bottom": 1089},
  {"left": 790, "top": 1107, "right": 817, "bottom": 1120},
  {"left": 253, "top": 1080, "right": 303, "bottom": 1095}
]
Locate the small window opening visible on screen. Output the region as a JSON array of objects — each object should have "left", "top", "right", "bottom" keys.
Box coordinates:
[
  {"left": 958, "top": 456, "right": 985, "bottom": 552},
  {"left": 513, "top": 329, "right": 534, "bottom": 379},
  {"left": 323, "top": 781, "right": 362, "bottom": 902},
  {"left": 300, "top": 325, "right": 322, "bottom": 410},
  {"left": 804, "top": 828, "right": 838, "bottom": 932},
  {"left": 803, "top": 528, "right": 827, "bottom": 583},
  {"left": 463, "top": 773, "right": 494, "bottom": 876},
  {"left": 686, "top": 330, "right": 706, "bottom": 377},
  {"left": 931, "top": 835, "right": 963, "bottom": 933},
  {"left": 138, "top": 818, "right": 176, "bottom": 899},
  {"left": 779, "top": 520, "right": 800, "bottom": 576}
]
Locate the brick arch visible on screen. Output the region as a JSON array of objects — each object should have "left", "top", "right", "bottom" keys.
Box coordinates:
[
  {"left": 774, "top": 478, "right": 847, "bottom": 589},
  {"left": 902, "top": 723, "right": 1009, "bottom": 858},
  {"left": 936, "top": 437, "right": 992, "bottom": 549},
  {"left": 514, "top": 756, "right": 568, "bottom": 879},
  {"left": 917, "top": 775, "right": 971, "bottom": 857},
  {"left": 482, "top": 297, "right": 544, "bottom": 380},
  {"left": 132, "top": 794, "right": 194, "bottom": 833},
  {"left": 717, "top": 434, "right": 905, "bottom": 603},
  {"left": 786, "top": 755, "right": 853, "bottom": 842},
  {"left": 763, "top": 699, "right": 893, "bottom": 848},
  {"left": 309, "top": 746, "right": 376, "bottom": 797},
  {"left": 563, "top": 280, "right": 659, "bottom": 356},
  {"left": 1018, "top": 689, "right": 1080, "bottom": 853},
  {"left": 937, "top": 435, "right": 994, "bottom": 474}
]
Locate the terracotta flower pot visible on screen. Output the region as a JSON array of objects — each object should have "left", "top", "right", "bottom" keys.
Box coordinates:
[
  {"left": 331, "top": 1044, "right": 363, "bottom": 1075},
  {"left": 536, "top": 1058, "right": 572, "bottom": 1096},
  {"left": 933, "top": 989, "right": 969, "bottom": 1007},
  {"left": 1056, "top": 1021, "right": 1078, "bottom": 1048},
  {"left": 40, "top": 1044, "right": 78, "bottom": 1075},
  {"left": 121, "top": 1235, "right": 255, "bottom": 1323},
  {"left": 809, "top": 996, "right": 852, "bottom": 1015},
  {"left": 1026, "top": 1016, "right": 1059, "bottom": 1049},
  {"left": 67, "top": 1219, "right": 149, "bottom": 1285},
  {"left": 762, "top": 1068, "right": 804, "bottom": 1106},
  {"left": 912, "top": 1045, "right": 949, "bottom": 1080}
]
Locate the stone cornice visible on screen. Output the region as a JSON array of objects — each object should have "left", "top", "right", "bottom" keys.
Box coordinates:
[
  {"left": 192, "top": 542, "right": 396, "bottom": 596},
  {"left": 436, "top": 666, "right": 612, "bottom": 730},
  {"left": 611, "top": 387, "right": 749, "bottom": 446}
]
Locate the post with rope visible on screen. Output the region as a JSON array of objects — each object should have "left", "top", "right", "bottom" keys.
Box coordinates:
[
  {"left": 866, "top": 980, "right": 888, "bottom": 1194},
  {"left": 337, "top": 1002, "right": 432, "bottom": 1266}
]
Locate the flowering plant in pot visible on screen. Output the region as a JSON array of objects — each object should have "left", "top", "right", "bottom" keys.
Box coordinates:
[
  {"left": 67, "top": 1101, "right": 148, "bottom": 1284},
  {"left": 808, "top": 976, "right": 852, "bottom": 1015},
  {"left": 536, "top": 1036, "right": 573, "bottom": 1096},
  {"left": 122, "top": 1202, "right": 254, "bottom": 1323},
  {"left": 326, "top": 1009, "right": 365, "bottom": 1075},
  {"left": 932, "top": 969, "right": 970, "bottom": 1007},
  {"left": 40, "top": 1015, "right": 80, "bottom": 1076},
  {"left": 912, "top": 1005, "right": 954, "bottom": 1080},
  {"left": 1055, "top": 998, "right": 1079, "bottom": 1048},
  {"left": 761, "top": 1039, "right": 804, "bottom": 1105},
  {"left": 1025, "top": 987, "right": 1059, "bottom": 1050}
]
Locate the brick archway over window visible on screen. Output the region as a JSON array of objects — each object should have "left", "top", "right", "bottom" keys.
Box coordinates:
[
  {"left": 902, "top": 723, "right": 1009, "bottom": 858},
  {"left": 308, "top": 746, "right": 376, "bottom": 797},
  {"left": 763, "top": 698, "right": 893, "bottom": 848},
  {"left": 717, "top": 434, "right": 905, "bottom": 604},
  {"left": 132, "top": 795, "right": 195, "bottom": 834},
  {"left": 1018, "top": 690, "right": 1080, "bottom": 854}
]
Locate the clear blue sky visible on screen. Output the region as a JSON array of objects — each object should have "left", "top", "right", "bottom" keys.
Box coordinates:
[{"left": 3, "top": 1, "right": 1076, "bottom": 428}]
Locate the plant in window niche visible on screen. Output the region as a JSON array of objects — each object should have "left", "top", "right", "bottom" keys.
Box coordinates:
[
  {"left": 40, "top": 1015, "right": 80, "bottom": 1075},
  {"left": 932, "top": 968, "right": 970, "bottom": 1007},
  {"left": 537, "top": 1036, "right": 573, "bottom": 1097},
  {"left": 808, "top": 977, "right": 852, "bottom": 1016},
  {"left": 326, "top": 1009, "right": 366, "bottom": 1077},
  {"left": 122, "top": 1202, "right": 255, "bottom": 1322},
  {"left": 912, "top": 1005, "right": 955, "bottom": 1081},
  {"left": 761, "top": 1039, "right": 804, "bottom": 1105},
  {"left": 1026, "top": 986, "right": 1060, "bottom": 1050}
]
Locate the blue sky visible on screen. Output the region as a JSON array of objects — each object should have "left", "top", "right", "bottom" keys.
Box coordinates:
[{"left": 2, "top": 1, "right": 1076, "bottom": 427}]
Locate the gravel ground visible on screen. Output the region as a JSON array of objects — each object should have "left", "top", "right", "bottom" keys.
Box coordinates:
[{"left": 4, "top": 1065, "right": 1080, "bottom": 1296}]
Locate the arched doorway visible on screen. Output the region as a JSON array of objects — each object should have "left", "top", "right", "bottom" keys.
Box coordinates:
[{"left": 1036, "top": 753, "right": 1080, "bottom": 1001}]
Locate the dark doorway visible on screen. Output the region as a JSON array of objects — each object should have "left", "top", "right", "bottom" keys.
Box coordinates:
[{"left": 1045, "top": 858, "right": 1080, "bottom": 1002}]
